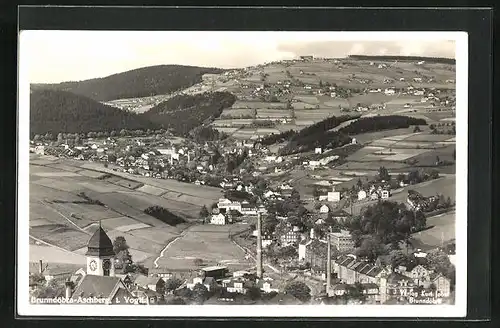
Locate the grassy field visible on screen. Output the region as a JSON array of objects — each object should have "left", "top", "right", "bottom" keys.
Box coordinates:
[
  {"left": 30, "top": 224, "right": 91, "bottom": 251},
  {"left": 157, "top": 224, "right": 251, "bottom": 271},
  {"left": 28, "top": 160, "right": 212, "bottom": 265},
  {"left": 411, "top": 211, "right": 455, "bottom": 250},
  {"left": 30, "top": 244, "right": 87, "bottom": 265}
]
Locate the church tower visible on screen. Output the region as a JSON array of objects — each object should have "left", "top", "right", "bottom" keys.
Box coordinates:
[{"left": 85, "top": 223, "right": 116, "bottom": 277}]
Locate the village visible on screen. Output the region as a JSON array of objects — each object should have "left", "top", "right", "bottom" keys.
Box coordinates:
[{"left": 28, "top": 54, "right": 457, "bottom": 306}]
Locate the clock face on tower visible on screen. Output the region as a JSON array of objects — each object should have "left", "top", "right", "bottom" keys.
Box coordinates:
[
  {"left": 89, "top": 260, "right": 97, "bottom": 271},
  {"left": 103, "top": 259, "right": 111, "bottom": 270}
]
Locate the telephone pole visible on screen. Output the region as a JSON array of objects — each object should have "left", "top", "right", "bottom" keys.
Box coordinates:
[
  {"left": 256, "top": 212, "right": 263, "bottom": 278},
  {"left": 326, "top": 232, "right": 332, "bottom": 297}
]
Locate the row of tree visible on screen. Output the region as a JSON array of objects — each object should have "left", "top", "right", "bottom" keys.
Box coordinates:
[{"left": 144, "top": 206, "right": 186, "bottom": 226}]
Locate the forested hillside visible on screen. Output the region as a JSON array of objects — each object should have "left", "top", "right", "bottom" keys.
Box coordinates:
[
  {"left": 31, "top": 65, "right": 224, "bottom": 101},
  {"left": 144, "top": 91, "right": 237, "bottom": 136},
  {"left": 338, "top": 115, "right": 427, "bottom": 135},
  {"left": 348, "top": 55, "right": 455, "bottom": 65},
  {"left": 30, "top": 89, "right": 159, "bottom": 136}
]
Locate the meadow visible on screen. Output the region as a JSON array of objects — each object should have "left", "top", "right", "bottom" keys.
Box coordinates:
[
  {"left": 28, "top": 158, "right": 224, "bottom": 267},
  {"left": 157, "top": 224, "right": 251, "bottom": 271},
  {"left": 411, "top": 211, "right": 456, "bottom": 250}
]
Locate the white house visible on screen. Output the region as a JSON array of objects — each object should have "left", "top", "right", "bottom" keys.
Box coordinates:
[
  {"left": 210, "top": 213, "right": 227, "bottom": 225},
  {"left": 240, "top": 202, "right": 258, "bottom": 216},
  {"left": 34, "top": 145, "right": 45, "bottom": 155},
  {"left": 222, "top": 278, "right": 249, "bottom": 294},
  {"left": 257, "top": 278, "right": 280, "bottom": 293},
  {"left": 279, "top": 183, "right": 293, "bottom": 191},
  {"left": 315, "top": 147, "right": 322, "bottom": 154},
  {"left": 384, "top": 88, "right": 395, "bottom": 95},
  {"left": 217, "top": 198, "right": 242, "bottom": 212},
  {"left": 380, "top": 189, "right": 391, "bottom": 199},
  {"left": 358, "top": 190, "right": 367, "bottom": 201},
  {"left": 319, "top": 204, "right": 330, "bottom": 214},
  {"left": 327, "top": 190, "right": 341, "bottom": 202},
  {"left": 187, "top": 276, "right": 217, "bottom": 292}
]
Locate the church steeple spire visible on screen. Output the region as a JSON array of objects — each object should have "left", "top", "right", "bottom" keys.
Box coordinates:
[{"left": 85, "top": 223, "right": 115, "bottom": 257}]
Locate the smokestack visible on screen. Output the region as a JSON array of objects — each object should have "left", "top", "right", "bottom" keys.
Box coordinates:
[
  {"left": 39, "top": 259, "right": 43, "bottom": 275},
  {"left": 256, "top": 212, "right": 263, "bottom": 278},
  {"left": 65, "top": 280, "right": 73, "bottom": 300},
  {"left": 326, "top": 233, "right": 332, "bottom": 296}
]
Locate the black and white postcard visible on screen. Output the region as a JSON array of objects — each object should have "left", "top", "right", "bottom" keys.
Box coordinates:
[{"left": 17, "top": 30, "right": 468, "bottom": 317}]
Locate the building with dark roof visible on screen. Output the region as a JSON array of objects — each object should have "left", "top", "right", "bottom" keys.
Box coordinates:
[
  {"left": 133, "top": 275, "right": 165, "bottom": 293},
  {"left": 86, "top": 224, "right": 116, "bottom": 277},
  {"left": 63, "top": 223, "right": 139, "bottom": 305},
  {"left": 70, "top": 275, "right": 134, "bottom": 305},
  {"left": 333, "top": 255, "right": 386, "bottom": 285}
]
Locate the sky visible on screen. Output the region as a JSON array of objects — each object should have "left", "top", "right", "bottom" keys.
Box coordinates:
[{"left": 20, "top": 31, "right": 457, "bottom": 84}]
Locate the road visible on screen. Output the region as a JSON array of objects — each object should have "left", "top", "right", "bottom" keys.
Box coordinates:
[{"left": 153, "top": 228, "right": 189, "bottom": 268}]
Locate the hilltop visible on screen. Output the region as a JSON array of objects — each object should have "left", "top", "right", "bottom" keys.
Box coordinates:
[
  {"left": 348, "top": 55, "right": 456, "bottom": 65},
  {"left": 31, "top": 65, "right": 224, "bottom": 102},
  {"left": 30, "top": 89, "right": 159, "bottom": 136}
]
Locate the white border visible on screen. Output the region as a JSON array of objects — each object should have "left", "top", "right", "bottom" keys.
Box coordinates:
[{"left": 17, "top": 31, "right": 468, "bottom": 318}]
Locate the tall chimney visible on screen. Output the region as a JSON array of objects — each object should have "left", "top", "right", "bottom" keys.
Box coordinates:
[
  {"left": 326, "top": 233, "right": 332, "bottom": 296},
  {"left": 39, "top": 259, "right": 43, "bottom": 275},
  {"left": 256, "top": 212, "right": 263, "bottom": 278},
  {"left": 65, "top": 280, "right": 73, "bottom": 300}
]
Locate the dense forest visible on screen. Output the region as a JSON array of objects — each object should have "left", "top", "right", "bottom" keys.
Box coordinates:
[
  {"left": 261, "top": 114, "right": 355, "bottom": 148},
  {"left": 144, "top": 91, "right": 237, "bottom": 136},
  {"left": 144, "top": 206, "right": 186, "bottom": 226},
  {"left": 276, "top": 115, "right": 355, "bottom": 155},
  {"left": 260, "top": 129, "right": 297, "bottom": 146},
  {"left": 31, "top": 65, "right": 224, "bottom": 101},
  {"left": 30, "top": 89, "right": 159, "bottom": 136},
  {"left": 338, "top": 115, "right": 427, "bottom": 135},
  {"left": 348, "top": 55, "right": 456, "bottom": 65},
  {"left": 345, "top": 201, "right": 427, "bottom": 261}
]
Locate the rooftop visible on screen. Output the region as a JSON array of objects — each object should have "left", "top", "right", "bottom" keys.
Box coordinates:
[
  {"left": 85, "top": 225, "right": 115, "bottom": 257},
  {"left": 70, "top": 275, "right": 124, "bottom": 300}
]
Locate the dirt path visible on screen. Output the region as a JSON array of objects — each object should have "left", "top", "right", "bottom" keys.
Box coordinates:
[{"left": 152, "top": 228, "right": 190, "bottom": 268}]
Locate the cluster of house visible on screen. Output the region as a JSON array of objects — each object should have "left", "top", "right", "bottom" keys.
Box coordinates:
[
  {"left": 209, "top": 198, "right": 269, "bottom": 225},
  {"left": 186, "top": 267, "right": 280, "bottom": 296},
  {"left": 357, "top": 184, "right": 392, "bottom": 201},
  {"left": 328, "top": 254, "right": 452, "bottom": 304},
  {"left": 29, "top": 225, "right": 307, "bottom": 305},
  {"left": 406, "top": 190, "right": 438, "bottom": 211},
  {"left": 28, "top": 226, "right": 282, "bottom": 305}
]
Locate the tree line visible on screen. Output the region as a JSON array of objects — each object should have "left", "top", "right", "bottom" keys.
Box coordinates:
[
  {"left": 30, "top": 89, "right": 159, "bottom": 137},
  {"left": 144, "top": 206, "right": 186, "bottom": 226},
  {"left": 348, "top": 55, "right": 456, "bottom": 65},
  {"left": 31, "top": 65, "right": 224, "bottom": 101}
]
